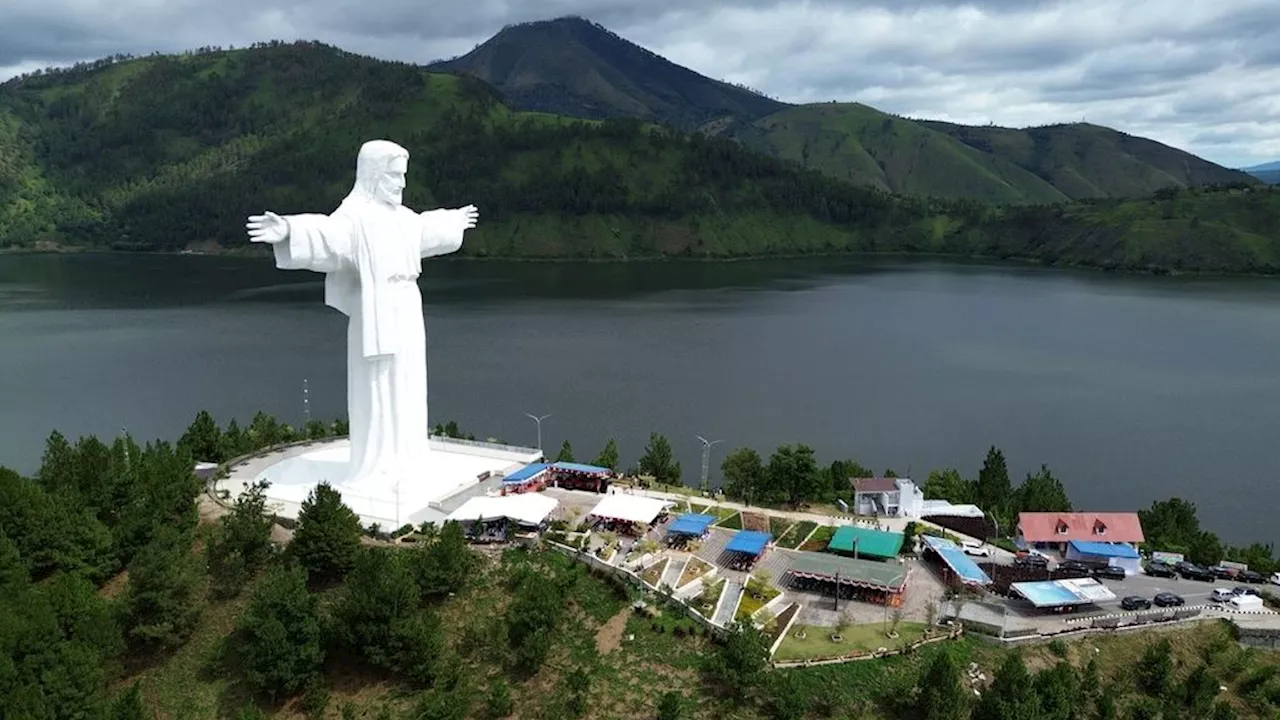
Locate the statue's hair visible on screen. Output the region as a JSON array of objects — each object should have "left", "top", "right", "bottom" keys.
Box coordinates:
[{"left": 345, "top": 140, "right": 409, "bottom": 205}]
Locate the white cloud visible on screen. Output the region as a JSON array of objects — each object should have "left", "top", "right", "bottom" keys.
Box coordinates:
[{"left": 2, "top": 0, "right": 1278, "bottom": 167}]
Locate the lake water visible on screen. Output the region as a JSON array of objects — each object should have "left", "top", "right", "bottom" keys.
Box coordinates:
[{"left": 2, "top": 252, "right": 1279, "bottom": 546}]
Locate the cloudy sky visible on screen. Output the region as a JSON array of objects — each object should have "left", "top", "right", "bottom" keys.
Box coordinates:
[{"left": 2, "top": 0, "right": 1278, "bottom": 168}]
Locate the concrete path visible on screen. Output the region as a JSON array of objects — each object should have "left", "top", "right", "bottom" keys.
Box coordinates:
[
  {"left": 714, "top": 580, "right": 743, "bottom": 625},
  {"left": 661, "top": 555, "right": 687, "bottom": 589}
]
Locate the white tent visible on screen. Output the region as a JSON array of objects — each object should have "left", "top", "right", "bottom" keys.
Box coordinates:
[
  {"left": 446, "top": 493, "right": 559, "bottom": 526},
  {"left": 586, "top": 494, "right": 672, "bottom": 525}
]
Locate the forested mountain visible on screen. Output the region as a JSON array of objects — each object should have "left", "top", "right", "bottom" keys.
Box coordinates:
[
  {"left": 431, "top": 17, "right": 1256, "bottom": 203},
  {"left": 2, "top": 41, "right": 1280, "bottom": 273},
  {"left": 429, "top": 16, "right": 786, "bottom": 131}
]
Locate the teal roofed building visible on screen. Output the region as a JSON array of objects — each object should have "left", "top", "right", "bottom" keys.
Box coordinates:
[{"left": 826, "top": 525, "right": 905, "bottom": 560}]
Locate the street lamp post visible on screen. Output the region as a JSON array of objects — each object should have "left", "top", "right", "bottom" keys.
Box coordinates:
[
  {"left": 696, "top": 435, "right": 724, "bottom": 495},
  {"left": 525, "top": 413, "right": 551, "bottom": 455}
]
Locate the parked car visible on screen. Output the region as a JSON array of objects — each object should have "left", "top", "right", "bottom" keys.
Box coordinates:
[
  {"left": 1211, "top": 565, "right": 1236, "bottom": 580},
  {"left": 1176, "top": 561, "right": 1215, "bottom": 581},
  {"left": 1232, "top": 586, "right": 1261, "bottom": 597},
  {"left": 1145, "top": 561, "right": 1177, "bottom": 578},
  {"left": 1210, "top": 588, "right": 1235, "bottom": 603},
  {"left": 1271, "top": 572, "right": 1280, "bottom": 586},
  {"left": 962, "top": 540, "right": 991, "bottom": 557},
  {"left": 1057, "top": 560, "right": 1093, "bottom": 575},
  {"left": 1015, "top": 552, "right": 1049, "bottom": 567},
  {"left": 1229, "top": 594, "right": 1265, "bottom": 611},
  {"left": 1238, "top": 570, "right": 1266, "bottom": 584},
  {"left": 1092, "top": 565, "right": 1127, "bottom": 581},
  {"left": 1153, "top": 592, "right": 1185, "bottom": 607},
  {"left": 1121, "top": 595, "right": 1152, "bottom": 611}
]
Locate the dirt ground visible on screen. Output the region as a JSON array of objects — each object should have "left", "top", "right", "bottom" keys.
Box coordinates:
[{"left": 595, "top": 608, "right": 632, "bottom": 654}]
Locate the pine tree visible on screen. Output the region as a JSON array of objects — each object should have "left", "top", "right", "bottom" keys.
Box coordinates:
[
  {"left": 122, "top": 526, "right": 205, "bottom": 651},
  {"left": 236, "top": 565, "right": 325, "bottom": 701},
  {"left": 555, "top": 440, "right": 575, "bottom": 463},
  {"left": 918, "top": 649, "right": 969, "bottom": 720},
  {"left": 289, "top": 482, "right": 363, "bottom": 581},
  {"left": 592, "top": 438, "right": 619, "bottom": 471},
  {"left": 412, "top": 520, "right": 476, "bottom": 598}
]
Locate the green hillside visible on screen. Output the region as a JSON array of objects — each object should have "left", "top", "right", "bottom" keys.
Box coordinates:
[
  {"left": 421, "top": 17, "right": 1255, "bottom": 203},
  {"left": 733, "top": 103, "right": 1068, "bottom": 204},
  {"left": 919, "top": 120, "right": 1257, "bottom": 199},
  {"left": 2, "top": 42, "right": 1280, "bottom": 274}
]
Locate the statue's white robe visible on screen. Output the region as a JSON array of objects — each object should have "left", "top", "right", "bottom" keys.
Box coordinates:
[{"left": 272, "top": 198, "right": 466, "bottom": 492}]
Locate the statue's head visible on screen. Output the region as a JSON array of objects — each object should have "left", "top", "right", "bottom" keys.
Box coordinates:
[{"left": 350, "top": 140, "right": 409, "bottom": 207}]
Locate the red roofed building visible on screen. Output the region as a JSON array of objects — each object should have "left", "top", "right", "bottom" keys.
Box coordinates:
[{"left": 1016, "top": 512, "right": 1145, "bottom": 553}]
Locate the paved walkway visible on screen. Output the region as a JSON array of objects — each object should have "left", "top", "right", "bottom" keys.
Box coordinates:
[
  {"left": 661, "top": 555, "right": 687, "bottom": 589},
  {"left": 714, "top": 580, "right": 743, "bottom": 625}
]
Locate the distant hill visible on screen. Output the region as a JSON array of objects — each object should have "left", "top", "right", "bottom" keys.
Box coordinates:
[
  {"left": 428, "top": 17, "right": 1257, "bottom": 203},
  {"left": 1243, "top": 161, "right": 1280, "bottom": 185},
  {"left": 917, "top": 120, "right": 1259, "bottom": 199},
  {"left": 3, "top": 41, "right": 1280, "bottom": 274},
  {"left": 429, "top": 16, "right": 787, "bottom": 131}
]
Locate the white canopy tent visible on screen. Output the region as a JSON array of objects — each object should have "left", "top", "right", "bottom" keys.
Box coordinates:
[
  {"left": 586, "top": 494, "right": 672, "bottom": 525},
  {"left": 446, "top": 493, "right": 559, "bottom": 527}
]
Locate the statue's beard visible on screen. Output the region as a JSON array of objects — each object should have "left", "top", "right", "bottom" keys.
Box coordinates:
[{"left": 374, "top": 189, "right": 402, "bottom": 207}]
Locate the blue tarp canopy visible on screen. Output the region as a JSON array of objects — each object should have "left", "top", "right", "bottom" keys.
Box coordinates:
[
  {"left": 668, "top": 514, "right": 716, "bottom": 536},
  {"left": 503, "top": 463, "right": 549, "bottom": 484},
  {"left": 725, "top": 530, "right": 772, "bottom": 556},
  {"left": 920, "top": 535, "right": 992, "bottom": 586},
  {"left": 1012, "top": 578, "right": 1117, "bottom": 608},
  {"left": 1069, "top": 540, "right": 1140, "bottom": 559},
  {"left": 551, "top": 461, "right": 612, "bottom": 475}
]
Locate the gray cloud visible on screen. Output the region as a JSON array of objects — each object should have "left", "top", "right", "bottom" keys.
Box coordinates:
[{"left": 1, "top": 0, "right": 1278, "bottom": 167}]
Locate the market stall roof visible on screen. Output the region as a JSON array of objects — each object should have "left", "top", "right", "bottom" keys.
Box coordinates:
[
  {"left": 725, "top": 530, "right": 772, "bottom": 556},
  {"left": 786, "top": 552, "right": 909, "bottom": 591},
  {"left": 668, "top": 513, "right": 716, "bottom": 536},
  {"left": 919, "top": 535, "right": 992, "bottom": 585},
  {"left": 502, "top": 463, "right": 550, "bottom": 484},
  {"left": 586, "top": 494, "right": 671, "bottom": 525},
  {"left": 552, "top": 461, "right": 612, "bottom": 475},
  {"left": 827, "top": 525, "right": 904, "bottom": 558},
  {"left": 1011, "top": 577, "right": 1117, "bottom": 608},
  {"left": 1068, "top": 540, "right": 1140, "bottom": 559},
  {"left": 446, "top": 493, "right": 559, "bottom": 526}
]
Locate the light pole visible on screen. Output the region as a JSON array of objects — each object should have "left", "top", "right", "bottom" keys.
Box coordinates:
[
  {"left": 696, "top": 435, "right": 724, "bottom": 495},
  {"left": 525, "top": 413, "right": 551, "bottom": 455}
]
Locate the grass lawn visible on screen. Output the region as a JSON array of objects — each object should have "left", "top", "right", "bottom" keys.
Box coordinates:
[
  {"left": 688, "top": 503, "right": 712, "bottom": 515},
  {"left": 768, "top": 516, "right": 794, "bottom": 541},
  {"left": 780, "top": 520, "right": 817, "bottom": 549},
  {"left": 773, "top": 622, "right": 929, "bottom": 662},
  {"left": 798, "top": 524, "right": 837, "bottom": 552},
  {"left": 735, "top": 584, "right": 781, "bottom": 622},
  {"left": 716, "top": 513, "right": 743, "bottom": 530},
  {"left": 707, "top": 506, "right": 738, "bottom": 521},
  {"left": 677, "top": 557, "right": 713, "bottom": 587}
]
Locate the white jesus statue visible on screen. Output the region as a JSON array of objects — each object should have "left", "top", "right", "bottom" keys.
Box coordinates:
[{"left": 246, "top": 139, "right": 478, "bottom": 493}]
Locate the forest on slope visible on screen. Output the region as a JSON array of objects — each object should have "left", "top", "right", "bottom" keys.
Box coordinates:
[{"left": 2, "top": 42, "right": 1280, "bottom": 273}]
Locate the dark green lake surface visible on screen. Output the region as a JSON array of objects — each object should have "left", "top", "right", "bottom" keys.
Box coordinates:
[{"left": 3, "top": 253, "right": 1279, "bottom": 545}]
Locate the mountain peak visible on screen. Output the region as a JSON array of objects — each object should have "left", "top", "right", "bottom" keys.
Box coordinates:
[{"left": 430, "top": 17, "right": 787, "bottom": 130}]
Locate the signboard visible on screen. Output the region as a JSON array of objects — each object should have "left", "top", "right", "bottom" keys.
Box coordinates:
[
  {"left": 1219, "top": 560, "right": 1249, "bottom": 571},
  {"left": 1151, "top": 551, "right": 1184, "bottom": 564}
]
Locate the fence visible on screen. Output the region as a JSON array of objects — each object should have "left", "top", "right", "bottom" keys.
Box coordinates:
[{"left": 770, "top": 626, "right": 964, "bottom": 668}]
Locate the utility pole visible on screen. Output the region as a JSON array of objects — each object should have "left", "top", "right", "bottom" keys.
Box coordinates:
[
  {"left": 302, "top": 378, "right": 311, "bottom": 424},
  {"left": 525, "top": 413, "right": 551, "bottom": 455},
  {"left": 834, "top": 570, "right": 840, "bottom": 612},
  {"left": 696, "top": 435, "right": 724, "bottom": 495}
]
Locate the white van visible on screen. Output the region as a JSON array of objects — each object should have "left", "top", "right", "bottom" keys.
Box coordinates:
[{"left": 1228, "top": 594, "right": 1265, "bottom": 612}]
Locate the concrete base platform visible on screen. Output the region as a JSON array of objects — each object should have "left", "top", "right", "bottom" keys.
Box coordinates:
[{"left": 220, "top": 436, "right": 543, "bottom": 529}]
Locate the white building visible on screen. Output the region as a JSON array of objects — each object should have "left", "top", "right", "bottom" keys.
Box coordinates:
[{"left": 850, "top": 477, "right": 924, "bottom": 518}]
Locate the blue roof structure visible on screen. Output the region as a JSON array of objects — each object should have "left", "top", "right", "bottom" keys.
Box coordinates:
[
  {"left": 551, "top": 461, "right": 612, "bottom": 475},
  {"left": 1069, "top": 540, "right": 1140, "bottom": 559},
  {"left": 503, "top": 463, "right": 549, "bottom": 484},
  {"left": 920, "top": 535, "right": 992, "bottom": 586},
  {"left": 725, "top": 530, "right": 773, "bottom": 556},
  {"left": 1012, "top": 578, "right": 1117, "bottom": 608},
  {"left": 668, "top": 514, "right": 716, "bottom": 536}
]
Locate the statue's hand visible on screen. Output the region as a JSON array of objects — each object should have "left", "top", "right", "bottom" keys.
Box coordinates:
[
  {"left": 459, "top": 205, "right": 479, "bottom": 230},
  {"left": 246, "top": 211, "right": 288, "bottom": 244}
]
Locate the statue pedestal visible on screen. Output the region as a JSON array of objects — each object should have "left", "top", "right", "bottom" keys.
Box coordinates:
[{"left": 222, "top": 436, "right": 543, "bottom": 529}]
